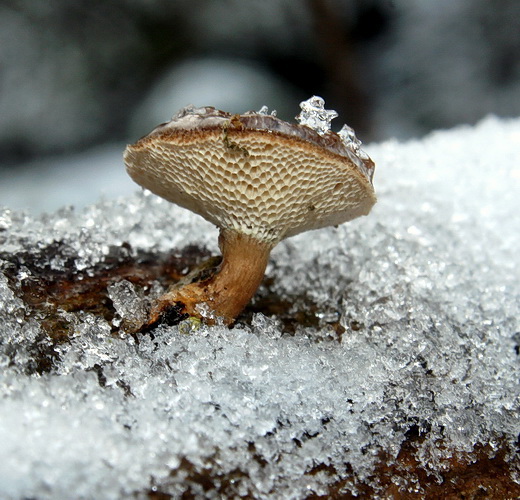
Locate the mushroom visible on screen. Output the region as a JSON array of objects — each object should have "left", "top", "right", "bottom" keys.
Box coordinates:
[{"left": 124, "top": 97, "right": 376, "bottom": 326}]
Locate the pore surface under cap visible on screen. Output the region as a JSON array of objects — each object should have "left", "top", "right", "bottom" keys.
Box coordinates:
[{"left": 125, "top": 108, "right": 376, "bottom": 244}]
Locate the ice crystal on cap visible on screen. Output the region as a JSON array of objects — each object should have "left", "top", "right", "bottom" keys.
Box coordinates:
[
  {"left": 296, "top": 95, "right": 339, "bottom": 135},
  {"left": 256, "top": 105, "right": 276, "bottom": 116},
  {"left": 338, "top": 124, "right": 370, "bottom": 161},
  {"left": 339, "top": 123, "right": 361, "bottom": 151}
]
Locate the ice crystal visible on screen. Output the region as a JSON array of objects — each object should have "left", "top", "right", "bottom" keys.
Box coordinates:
[
  {"left": 338, "top": 123, "right": 371, "bottom": 161},
  {"left": 171, "top": 104, "right": 209, "bottom": 120},
  {"left": 107, "top": 280, "right": 148, "bottom": 330},
  {"left": 296, "top": 95, "right": 338, "bottom": 135},
  {"left": 257, "top": 105, "right": 277, "bottom": 116},
  {"left": 338, "top": 123, "right": 360, "bottom": 147}
]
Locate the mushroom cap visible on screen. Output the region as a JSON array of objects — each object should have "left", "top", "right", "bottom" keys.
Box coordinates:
[{"left": 124, "top": 105, "right": 376, "bottom": 245}]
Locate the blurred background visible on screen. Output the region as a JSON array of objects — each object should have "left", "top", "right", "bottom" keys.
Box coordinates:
[{"left": 1, "top": 0, "right": 519, "bottom": 213}]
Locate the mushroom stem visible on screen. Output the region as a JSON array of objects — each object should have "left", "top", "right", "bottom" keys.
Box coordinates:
[
  {"left": 149, "top": 229, "right": 273, "bottom": 325},
  {"left": 211, "top": 229, "right": 273, "bottom": 320}
]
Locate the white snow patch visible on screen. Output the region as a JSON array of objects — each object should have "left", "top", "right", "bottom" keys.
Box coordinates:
[{"left": 0, "top": 116, "right": 519, "bottom": 498}]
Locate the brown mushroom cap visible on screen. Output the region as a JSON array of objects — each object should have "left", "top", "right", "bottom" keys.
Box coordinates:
[{"left": 124, "top": 105, "right": 376, "bottom": 245}]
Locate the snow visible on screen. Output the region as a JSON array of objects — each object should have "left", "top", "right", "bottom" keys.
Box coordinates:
[{"left": 0, "top": 116, "right": 519, "bottom": 498}]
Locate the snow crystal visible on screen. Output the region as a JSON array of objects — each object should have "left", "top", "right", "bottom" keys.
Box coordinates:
[
  {"left": 296, "top": 95, "right": 338, "bottom": 135},
  {"left": 337, "top": 123, "right": 370, "bottom": 161},
  {"left": 0, "top": 116, "right": 519, "bottom": 498},
  {"left": 257, "top": 105, "right": 277, "bottom": 116},
  {"left": 171, "top": 104, "right": 209, "bottom": 120},
  {"left": 107, "top": 280, "right": 149, "bottom": 331}
]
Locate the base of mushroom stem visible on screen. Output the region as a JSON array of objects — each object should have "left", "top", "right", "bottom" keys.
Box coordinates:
[
  {"left": 147, "top": 288, "right": 229, "bottom": 327},
  {"left": 138, "top": 255, "right": 218, "bottom": 327},
  {"left": 144, "top": 231, "right": 272, "bottom": 329}
]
